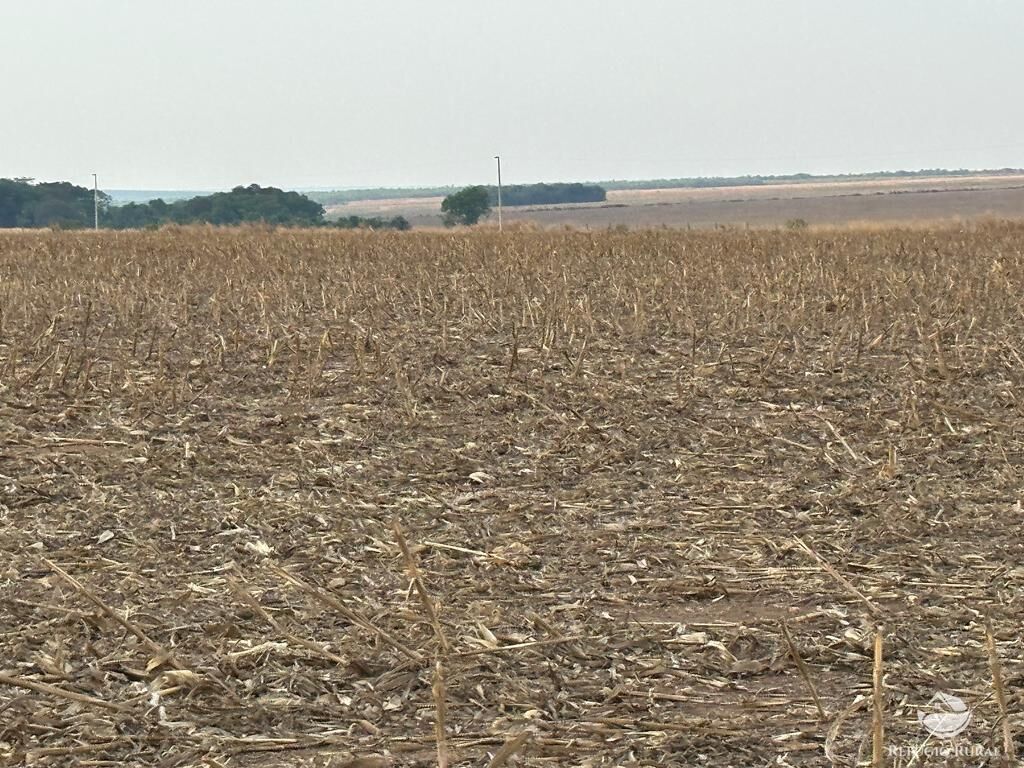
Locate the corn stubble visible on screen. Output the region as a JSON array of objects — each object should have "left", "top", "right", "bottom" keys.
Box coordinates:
[{"left": 0, "top": 224, "right": 1021, "bottom": 766}]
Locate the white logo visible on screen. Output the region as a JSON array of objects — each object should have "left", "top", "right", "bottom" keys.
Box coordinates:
[{"left": 917, "top": 692, "right": 972, "bottom": 739}]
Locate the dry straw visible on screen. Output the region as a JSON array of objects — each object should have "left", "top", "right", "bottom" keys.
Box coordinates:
[
  {"left": 984, "top": 611, "right": 1015, "bottom": 766},
  {"left": 872, "top": 628, "right": 885, "bottom": 768},
  {"left": 1, "top": 224, "right": 1022, "bottom": 764}
]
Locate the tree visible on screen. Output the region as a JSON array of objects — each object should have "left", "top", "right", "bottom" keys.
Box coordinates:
[
  {"left": 1, "top": 178, "right": 368, "bottom": 230},
  {"left": 104, "top": 184, "right": 327, "bottom": 229},
  {"left": 441, "top": 186, "right": 491, "bottom": 226},
  {"left": 331, "top": 214, "right": 411, "bottom": 231},
  {"left": 0, "top": 178, "right": 106, "bottom": 228},
  {"left": 485, "top": 182, "right": 606, "bottom": 206}
]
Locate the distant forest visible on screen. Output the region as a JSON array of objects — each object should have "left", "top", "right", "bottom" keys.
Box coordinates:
[
  {"left": 0, "top": 178, "right": 108, "bottom": 228},
  {"left": 486, "top": 183, "right": 606, "bottom": 206},
  {"left": 310, "top": 182, "right": 607, "bottom": 208},
  {"left": 109, "top": 184, "right": 324, "bottom": 227},
  {"left": 0, "top": 179, "right": 410, "bottom": 230}
]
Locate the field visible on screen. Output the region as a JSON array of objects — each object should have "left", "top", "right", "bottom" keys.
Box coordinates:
[
  {"left": 331, "top": 174, "right": 1024, "bottom": 230},
  {"left": 1, "top": 225, "right": 1023, "bottom": 766}
]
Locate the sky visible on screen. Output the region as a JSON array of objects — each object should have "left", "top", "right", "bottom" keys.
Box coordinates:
[{"left": 3, "top": 1, "right": 1023, "bottom": 191}]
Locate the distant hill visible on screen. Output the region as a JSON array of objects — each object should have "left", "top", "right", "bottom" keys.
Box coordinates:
[
  {"left": 303, "top": 168, "right": 1024, "bottom": 206},
  {"left": 597, "top": 168, "right": 1024, "bottom": 191},
  {"left": 106, "top": 168, "right": 1024, "bottom": 211}
]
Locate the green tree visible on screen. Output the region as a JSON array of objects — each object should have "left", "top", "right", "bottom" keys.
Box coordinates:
[
  {"left": 441, "top": 185, "right": 491, "bottom": 226},
  {"left": 1, "top": 178, "right": 342, "bottom": 230},
  {"left": 104, "top": 184, "right": 326, "bottom": 229},
  {"left": 485, "top": 182, "right": 606, "bottom": 206},
  {"left": 0, "top": 178, "right": 108, "bottom": 228}
]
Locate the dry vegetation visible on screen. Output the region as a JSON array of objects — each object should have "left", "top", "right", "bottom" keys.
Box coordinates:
[{"left": 1, "top": 224, "right": 1023, "bottom": 766}]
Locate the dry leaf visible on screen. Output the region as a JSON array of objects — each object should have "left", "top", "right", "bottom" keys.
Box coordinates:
[{"left": 244, "top": 540, "right": 273, "bottom": 556}]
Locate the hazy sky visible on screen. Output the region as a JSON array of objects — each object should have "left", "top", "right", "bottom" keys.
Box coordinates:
[{"left": 3, "top": 1, "right": 1023, "bottom": 190}]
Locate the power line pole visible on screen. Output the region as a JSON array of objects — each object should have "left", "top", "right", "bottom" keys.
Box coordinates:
[
  {"left": 494, "top": 155, "right": 502, "bottom": 232},
  {"left": 92, "top": 173, "right": 99, "bottom": 230}
]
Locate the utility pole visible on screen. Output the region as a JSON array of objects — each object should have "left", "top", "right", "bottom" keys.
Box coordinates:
[
  {"left": 92, "top": 173, "right": 99, "bottom": 230},
  {"left": 494, "top": 155, "right": 502, "bottom": 232}
]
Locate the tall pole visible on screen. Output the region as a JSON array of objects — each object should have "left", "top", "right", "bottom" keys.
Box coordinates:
[
  {"left": 92, "top": 173, "right": 99, "bottom": 230},
  {"left": 494, "top": 155, "right": 502, "bottom": 232}
]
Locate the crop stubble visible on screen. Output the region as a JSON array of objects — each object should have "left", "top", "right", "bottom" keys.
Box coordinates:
[{"left": 0, "top": 225, "right": 1022, "bottom": 766}]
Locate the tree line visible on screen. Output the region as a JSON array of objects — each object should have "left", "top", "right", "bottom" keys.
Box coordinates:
[
  {"left": 0, "top": 178, "right": 107, "bottom": 228},
  {"left": 440, "top": 182, "right": 609, "bottom": 225},
  {"left": 0, "top": 179, "right": 410, "bottom": 230},
  {"left": 310, "top": 182, "right": 608, "bottom": 208},
  {"left": 486, "top": 182, "right": 606, "bottom": 206}
]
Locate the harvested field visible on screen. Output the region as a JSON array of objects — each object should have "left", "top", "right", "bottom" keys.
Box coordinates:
[
  {"left": 1, "top": 225, "right": 1023, "bottom": 766},
  {"left": 330, "top": 175, "right": 1024, "bottom": 229}
]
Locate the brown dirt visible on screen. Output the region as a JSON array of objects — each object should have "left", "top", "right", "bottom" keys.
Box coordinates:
[
  {"left": 0, "top": 225, "right": 1022, "bottom": 766},
  {"left": 330, "top": 175, "right": 1024, "bottom": 230}
]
